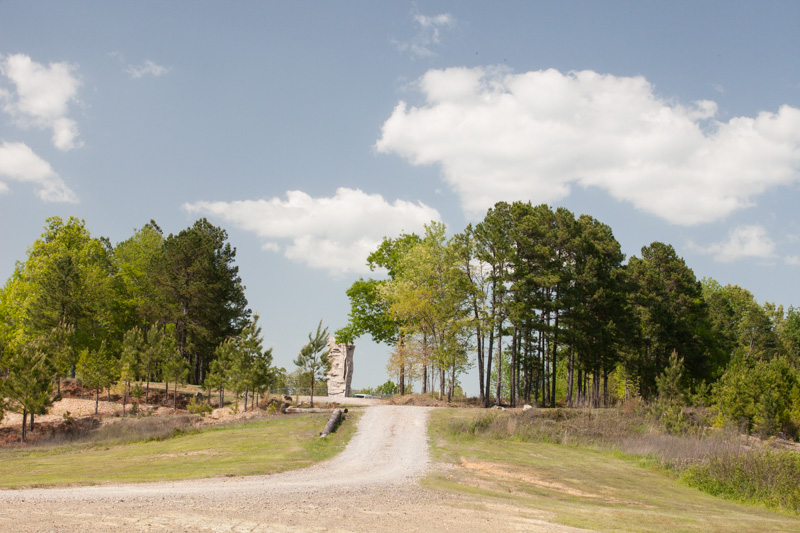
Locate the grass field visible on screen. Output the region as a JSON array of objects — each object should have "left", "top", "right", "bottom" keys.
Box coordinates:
[
  {"left": 426, "top": 409, "right": 800, "bottom": 533},
  {"left": 0, "top": 411, "right": 358, "bottom": 489}
]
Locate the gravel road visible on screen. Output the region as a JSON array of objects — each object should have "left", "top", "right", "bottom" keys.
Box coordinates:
[{"left": 0, "top": 405, "right": 585, "bottom": 532}]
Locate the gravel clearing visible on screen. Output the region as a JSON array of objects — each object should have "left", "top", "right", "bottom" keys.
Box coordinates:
[{"left": 0, "top": 405, "right": 585, "bottom": 532}]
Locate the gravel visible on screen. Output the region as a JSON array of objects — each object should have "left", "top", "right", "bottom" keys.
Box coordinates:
[
  {"left": 0, "top": 405, "right": 433, "bottom": 503},
  {"left": 0, "top": 405, "right": 587, "bottom": 532}
]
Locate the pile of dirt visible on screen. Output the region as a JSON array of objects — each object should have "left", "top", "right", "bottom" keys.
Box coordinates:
[
  {"left": 0, "top": 392, "right": 294, "bottom": 446},
  {"left": 0, "top": 415, "right": 100, "bottom": 446}
]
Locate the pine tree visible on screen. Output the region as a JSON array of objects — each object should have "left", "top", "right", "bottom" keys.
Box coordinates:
[
  {"left": 77, "top": 342, "right": 118, "bottom": 415},
  {"left": 161, "top": 339, "right": 188, "bottom": 410},
  {"left": 294, "top": 320, "right": 330, "bottom": 408},
  {"left": 2, "top": 347, "right": 54, "bottom": 442}
]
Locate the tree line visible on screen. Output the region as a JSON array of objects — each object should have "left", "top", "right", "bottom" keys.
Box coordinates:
[
  {"left": 338, "top": 201, "right": 800, "bottom": 438},
  {"left": 0, "top": 216, "right": 281, "bottom": 441}
]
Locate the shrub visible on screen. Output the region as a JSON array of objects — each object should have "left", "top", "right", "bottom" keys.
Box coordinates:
[
  {"left": 683, "top": 449, "right": 800, "bottom": 512},
  {"left": 187, "top": 397, "right": 212, "bottom": 415}
]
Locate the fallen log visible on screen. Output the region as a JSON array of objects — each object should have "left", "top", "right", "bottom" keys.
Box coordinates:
[
  {"left": 285, "top": 406, "right": 349, "bottom": 414},
  {"left": 319, "top": 408, "right": 343, "bottom": 438}
]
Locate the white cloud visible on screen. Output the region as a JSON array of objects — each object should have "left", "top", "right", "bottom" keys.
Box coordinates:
[
  {"left": 183, "top": 188, "right": 441, "bottom": 276},
  {"left": 375, "top": 67, "right": 800, "bottom": 225},
  {"left": 785, "top": 255, "right": 800, "bottom": 266},
  {"left": 394, "top": 12, "right": 454, "bottom": 57},
  {"left": 0, "top": 141, "right": 78, "bottom": 202},
  {"left": 126, "top": 60, "right": 170, "bottom": 79},
  {"left": 0, "top": 53, "right": 82, "bottom": 150},
  {"left": 696, "top": 225, "right": 776, "bottom": 262}
]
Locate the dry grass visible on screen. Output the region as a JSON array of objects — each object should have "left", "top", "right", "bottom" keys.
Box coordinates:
[
  {"left": 429, "top": 409, "right": 800, "bottom": 532},
  {"left": 443, "top": 406, "right": 800, "bottom": 514}
]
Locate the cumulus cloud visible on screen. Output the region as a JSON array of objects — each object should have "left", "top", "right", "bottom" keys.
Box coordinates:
[
  {"left": 0, "top": 141, "right": 78, "bottom": 202},
  {"left": 375, "top": 67, "right": 800, "bottom": 225},
  {"left": 0, "top": 53, "right": 82, "bottom": 150},
  {"left": 695, "top": 225, "right": 776, "bottom": 262},
  {"left": 126, "top": 60, "right": 170, "bottom": 79},
  {"left": 394, "top": 12, "right": 454, "bottom": 57},
  {"left": 785, "top": 255, "right": 800, "bottom": 266},
  {"left": 183, "top": 188, "right": 441, "bottom": 276}
]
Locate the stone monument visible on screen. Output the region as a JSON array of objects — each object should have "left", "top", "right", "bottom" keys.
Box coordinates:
[{"left": 326, "top": 337, "right": 354, "bottom": 399}]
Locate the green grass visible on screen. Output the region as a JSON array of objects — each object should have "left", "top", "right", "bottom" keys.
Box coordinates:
[
  {"left": 427, "top": 409, "right": 800, "bottom": 532},
  {"left": 0, "top": 411, "right": 358, "bottom": 488}
]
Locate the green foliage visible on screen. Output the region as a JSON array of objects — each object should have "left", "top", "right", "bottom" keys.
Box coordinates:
[
  {"left": 1, "top": 345, "right": 54, "bottom": 441},
  {"left": 294, "top": 319, "right": 330, "bottom": 407},
  {"left": 23, "top": 216, "right": 114, "bottom": 352},
  {"left": 187, "top": 396, "right": 212, "bottom": 415},
  {"left": 683, "top": 449, "right": 800, "bottom": 513},
  {"left": 381, "top": 222, "right": 473, "bottom": 401},
  {"left": 712, "top": 353, "right": 799, "bottom": 438},
  {"left": 336, "top": 233, "right": 423, "bottom": 346},
  {"left": 627, "top": 242, "right": 717, "bottom": 400},
  {"left": 158, "top": 218, "right": 250, "bottom": 384},
  {"left": 375, "top": 380, "right": 397, "bottom": 396},
  {"left": 110, "top": 222, "right": 165, "bottom": 336},
  {"left": 76, "top": 342, "right": 118, "bottom": 413},
  {"left": 656, "top": 351, "right": 687, "bottom": 404}
]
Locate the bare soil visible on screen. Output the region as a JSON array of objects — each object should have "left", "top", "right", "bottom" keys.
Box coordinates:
[{"left": 0, "top": 405, "right": 584, "bottom": 532}]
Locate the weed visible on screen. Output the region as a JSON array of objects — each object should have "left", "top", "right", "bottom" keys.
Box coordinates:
[{"left": 443, "top": 407, "right": 800, "bottom": 513}]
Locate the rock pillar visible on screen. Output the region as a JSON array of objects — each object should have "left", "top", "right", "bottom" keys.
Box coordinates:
[{"left": 326, "top": 337, "right": 354, "bottom": 398}]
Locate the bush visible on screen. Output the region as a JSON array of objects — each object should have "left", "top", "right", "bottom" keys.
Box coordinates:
[
  {"left": 683, "top": 449, "right": 800, "bottom": 512},
  {"left": 187, "top": 397, "right": 212, "bottom": 415}
]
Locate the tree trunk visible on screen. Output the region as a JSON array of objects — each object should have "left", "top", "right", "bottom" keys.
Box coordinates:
[
  {"left": 551, "top": 309, "right": 559, "bottom": 408},
  {"left": 540, "top": 332, "right": 546, "bottom": 406},
  {"left": 476, "top": 322, "right": 484, "bottom": 405},
  {"left": 30, "top": 412, "right": 35, "bottom": 432},
  {"left": 320, "top": 409, "right": 343, "bottom": 438},
  {"left": 123, "top": 383, "right": 128, "bottom": 416},
  {"left": 21, "top": 408, "right": 26, "bottom": 443},
  {"left": 95, "top": 387, "right": 100, "bottom": 414},
  {"left": 439, "top": 364, "right": 445, "bottom": 401},
  {"left": 510, "top": 326, "right": 518, "bottom": 408},
  {"left": 449, "top": 362, "right": 456, "bottom": 402},
  {"left": 496, "top": 317, "right": 503, "bottom": 404},
  {"left": 174, "top": 381, "right": 178, "bottom": 410},
  {"left": 567, "top": 344, "right": 574, "bottom": 408},
  {"left": 485, "top": 322, "right": 494, "bottom": 408},
  {"left": 399, "top": 363, "right": 405, "bottom": 396}
]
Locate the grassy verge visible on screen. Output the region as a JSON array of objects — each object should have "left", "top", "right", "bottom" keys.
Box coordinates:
[
  {"left": 0, "top": 411, "right": 358, "bottom": 488},
  {"left": 427, "top": 409, "right": 800, "bottom": 532}
]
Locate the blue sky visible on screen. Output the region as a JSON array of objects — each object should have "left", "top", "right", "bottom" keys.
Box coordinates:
[{"left": 1, "top": 2, "right": 799, "bottom": 393}]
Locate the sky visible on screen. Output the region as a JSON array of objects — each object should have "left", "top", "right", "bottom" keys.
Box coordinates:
[{"left": 1, "top": 1, "right": 799, "bottom": 394}]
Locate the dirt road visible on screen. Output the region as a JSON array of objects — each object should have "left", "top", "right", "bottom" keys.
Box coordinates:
[{"left": 0, "top": 405, "right": 585, "bottom": 532}]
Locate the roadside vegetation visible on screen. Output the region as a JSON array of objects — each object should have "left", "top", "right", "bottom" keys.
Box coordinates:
[
  {"left": 431, "top": 408, "right": 800, "bottom": 521},
  {"left": 0, "top": 410, "right": 358, "bottom": 489}
]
